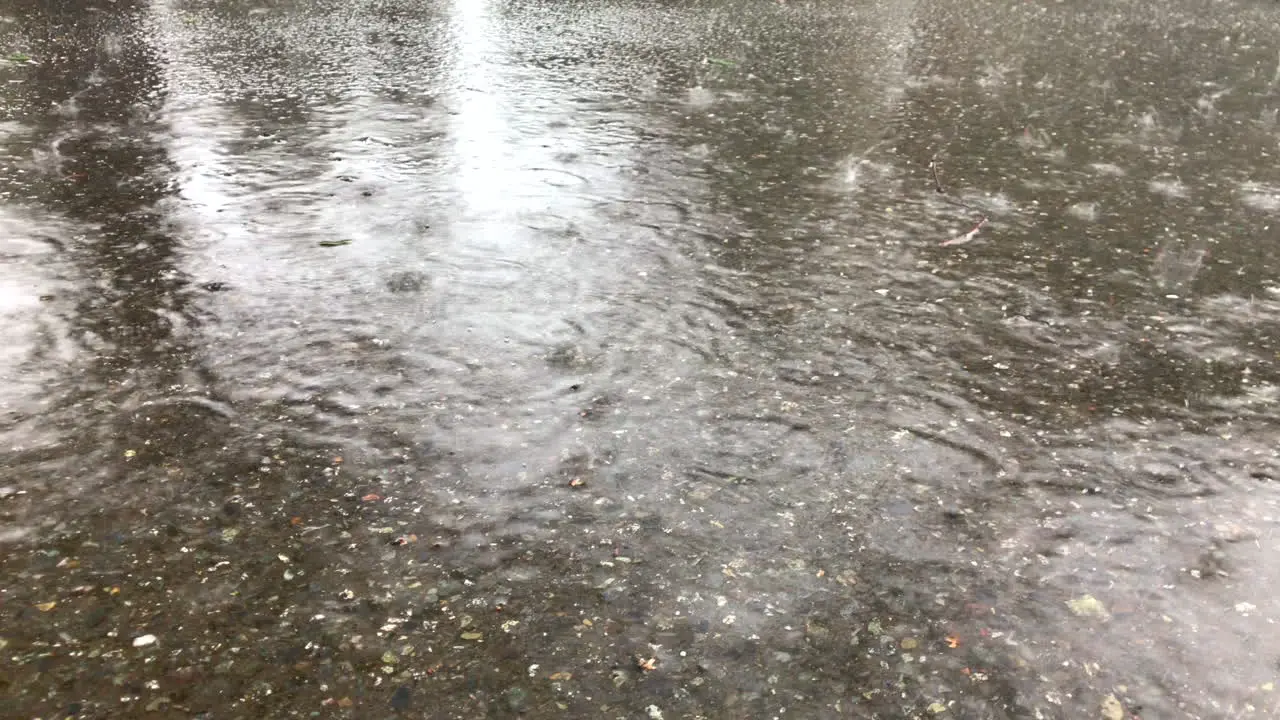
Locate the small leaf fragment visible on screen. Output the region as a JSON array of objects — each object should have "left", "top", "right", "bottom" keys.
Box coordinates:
[
  {"left": 460, "top": 631, "right": 483, "bottom": 641},
  {"left": 1067, "top": 594, "right": 1110, "bottom": 619},
  {"left": 1100, "top": 693, "right": 1124, "bottom": 720},
  {"left": 35, "top": 601, "right": 56, "bottom": 612},
  {"left": 318, "top": 239, "right": 353, "bottom": 247}
]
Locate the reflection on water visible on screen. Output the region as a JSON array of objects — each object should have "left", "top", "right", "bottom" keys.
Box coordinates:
[{"left": 3, "top": 0, "right": 1280, "bottom": 717}]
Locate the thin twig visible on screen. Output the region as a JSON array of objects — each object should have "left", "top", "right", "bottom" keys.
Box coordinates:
[
  {"left": 930, "top": 152, "right": 989, "bottom": 246},
  {"left": 929, "top": 152, "right": 946, "bottom": 194},
  {"left": 941, "top": 217, "right": 988, "bottom": 246}
]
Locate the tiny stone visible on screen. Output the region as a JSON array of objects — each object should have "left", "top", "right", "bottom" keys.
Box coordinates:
[
  {"left": 390, "top": 685, "right": 411, "bottom": 711},
  {"left": 647, "top": 705, "right": 664, "bottom": 720},
  {"left": 132, "top": 634, "right": 157, "bottom": 647},
  {"left": 505, "top": 687, "right": 528, "bottom": 713}
]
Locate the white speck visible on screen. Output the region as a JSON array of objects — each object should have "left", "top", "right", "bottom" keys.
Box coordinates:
[
  {"left": 132, "top": 634, "right": 157, "bottom": 647},
  {"left": 646, "top": 705, "right": 664, "bottom": 720},
  {"left": 1236, "top": 601, "right": 1257, "bottom": 615},
  {"left": 722, "top": 614, "right": 736, "bottom": 625},
  {"left": 874, "top": 288, "right": 889, "bottom": 296},
  {"left": 528, "top": 663, "right": 540, "bottom": 677}
]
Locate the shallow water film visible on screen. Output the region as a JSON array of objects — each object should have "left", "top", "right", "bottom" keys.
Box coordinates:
[{"left": 3, "top": 0, "right": 1280, "bottom": 717}]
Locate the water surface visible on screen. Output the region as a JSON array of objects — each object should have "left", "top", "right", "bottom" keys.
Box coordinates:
[{"left": 3, "top": 0, "right": 1280, "bottom": 717}]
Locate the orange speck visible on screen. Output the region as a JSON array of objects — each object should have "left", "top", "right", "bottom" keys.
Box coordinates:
[
  {"left": 361, "top": 493, "right": 381, "bottom": 502},
  {"left": 945, "top": 634, "right": 961, "bottom": 648}
]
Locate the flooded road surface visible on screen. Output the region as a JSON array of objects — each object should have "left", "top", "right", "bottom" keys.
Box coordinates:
[{"left": 3, "top": 0, "right": 1280, "bottom": 717}]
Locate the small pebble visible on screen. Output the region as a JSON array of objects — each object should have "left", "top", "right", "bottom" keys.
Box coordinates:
[
  {"left": 647, "top": 705, "right": 664, "bottom": 720},
  {"left": 505, "top": 687, "right": 528, "bottom": 713},
  {"left": 390, "top": 685, "right": 411, "bottom": 711},
  {"left": 132, "top": 634, "right": 157, "bottom": 647}
]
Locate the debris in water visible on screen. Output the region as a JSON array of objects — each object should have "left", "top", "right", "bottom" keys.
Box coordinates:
[
  {"left": 505, "top": 687, "right": 529, "bottom": 712},
  {"left": 1067, "top": 595, "right": 1109, "bottom": 619},
  {"left": 132, "top": 634, "right": 158, "bottom": 647},
  {"left": 646, "top": 705, "right": 664, "bottom": 720},
  {"left": 318, "top": 239, "right": 353, "bottom": 247},
  {"left": 1100, "top": 693, "right": 1124, "bottom": 720},
  {"left": 35, "top": 601, "right": 56, "bottom": 612},
  {"left": 941, "top": 217, "right": 989, "bottom": 246},
  {"left": 460, "top": 632, "right": 483, "bottom": 641},
  {"left": 930, "top": 151, "right": 991, "bottom": 245},
  {"left": 390, "top": 685, "right": 411, "bottom": 711},
  {"left": 928, "top": 701, "right": 948, "bottom": 714}
]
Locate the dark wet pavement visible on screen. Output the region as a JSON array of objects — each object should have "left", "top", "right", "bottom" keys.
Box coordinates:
[{"left": 4, "top": 0, "right": 1280, "bottom": 717}]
